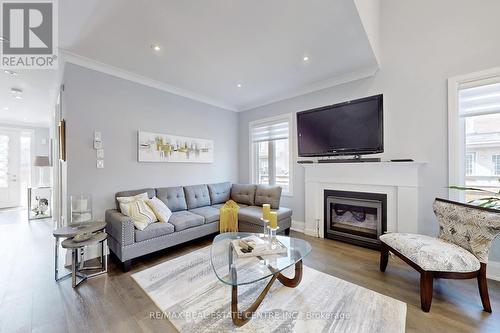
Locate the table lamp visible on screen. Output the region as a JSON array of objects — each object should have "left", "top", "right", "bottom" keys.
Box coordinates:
[{"left": 33, "top": 155, "right": 51, "bottom": 187}]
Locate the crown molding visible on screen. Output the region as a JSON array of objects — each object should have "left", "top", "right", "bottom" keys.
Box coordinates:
[
  {"left": 60, "top": 49, "right": 238, "bottom": 112},
  {"left": 237, "top": 64, "right": 380, "bottom": 111},
  {"left": 60, "top": 50, "right": 379, "bottom": 114}
]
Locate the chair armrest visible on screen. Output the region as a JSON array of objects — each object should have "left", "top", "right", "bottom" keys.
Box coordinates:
[{"left": 105, "top": 209, "right": 135, "bottom": 246}]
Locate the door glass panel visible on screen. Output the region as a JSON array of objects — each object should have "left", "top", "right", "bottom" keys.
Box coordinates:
[
  {"left": 0, "top": 135, "right": 9, "bottom": 188},
  {"left": 20, "top": 135, "right": 31, "bottom": 206}
]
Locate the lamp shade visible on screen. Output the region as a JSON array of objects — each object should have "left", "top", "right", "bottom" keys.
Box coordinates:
[{"left": 33, "top": 155, "right": 51, "bottom": 167}]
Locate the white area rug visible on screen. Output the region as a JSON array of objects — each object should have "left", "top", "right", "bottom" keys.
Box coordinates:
[{"left": 132, "top": 247, "right": 406, "bottom": 333}]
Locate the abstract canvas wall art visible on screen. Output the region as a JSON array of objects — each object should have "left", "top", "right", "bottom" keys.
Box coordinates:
[{"left": 138, "top": 131, "right": 214, "bottom": 163}]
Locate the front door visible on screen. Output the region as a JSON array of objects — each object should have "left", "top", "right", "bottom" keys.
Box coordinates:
[{"left": 0, "top": 130, "right": 21, "bottom": 208}]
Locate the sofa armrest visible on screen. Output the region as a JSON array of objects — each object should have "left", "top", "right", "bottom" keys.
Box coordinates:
[{"left": 105, "top": 209, "right": 135, "bottom": 246}]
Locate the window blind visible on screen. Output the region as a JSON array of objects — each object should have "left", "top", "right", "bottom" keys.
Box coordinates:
[
  {"left": 459, "top": 81, "right": 500, "bottom": 117},
  {"left": 251, "top": 120, "right": 289, "bottom": 143}
]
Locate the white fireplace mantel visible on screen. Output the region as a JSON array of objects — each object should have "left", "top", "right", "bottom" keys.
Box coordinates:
[{"left": 302, "top": 162, "right": 425, "bottom": 238}]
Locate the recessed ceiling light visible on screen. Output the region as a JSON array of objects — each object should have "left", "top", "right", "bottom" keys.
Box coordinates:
[
  {"left": 23, "top": 117, "right": 27, "bottom": 121},
  {"left": 303, "top": 56, "right": 310, "bottom": 62},
  {"left": 237, "top": 83, "right": 242, "bottom": 88},
  {"left": 15, "top": 95, "right": 22, "bottom": 100},
  {"left": 151, "top": 44, "right": 161, "bottom": 51},
  {"left": 4, "top": 69, "right": 17, "bottom": 76},
  {"left": 11, "top": 87, "right": 22, "bottom": 94},
  {"left": 3, "top": 107, "right": 8, "bottom": 111}
]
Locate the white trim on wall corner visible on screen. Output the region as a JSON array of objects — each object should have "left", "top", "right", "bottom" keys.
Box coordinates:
[
  {"left": 487, "top": 260, "right": 500, "bottom": 282},
  {"left": 60, "top": 49, "right": 238, "bottom": 112}
]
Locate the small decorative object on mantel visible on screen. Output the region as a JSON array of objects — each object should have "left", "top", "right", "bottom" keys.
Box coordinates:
[
  {"left": 138, "top": 131, "right": 214, "bottom": 163},
  {"left": 28, "top": 187, "right": 52, "bottom": 220}
]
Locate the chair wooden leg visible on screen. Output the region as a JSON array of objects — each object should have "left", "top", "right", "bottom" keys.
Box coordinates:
[
  {"left": 380, "top": 243, "right": 389, "bottom": 272},
  {"left": 420, "top": 271, "right": 433, "bottom": 312},
  {"left": 478, "top": 263, "right": 492, "bottom": 313}
]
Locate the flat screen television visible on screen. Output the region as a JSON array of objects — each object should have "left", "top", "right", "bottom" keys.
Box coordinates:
[{"left": 297, "top": 94, "right": 383, "bottom": 157}]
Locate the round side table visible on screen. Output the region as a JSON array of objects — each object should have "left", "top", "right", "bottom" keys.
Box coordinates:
[
  {"left": 61, "top": 232, "right": 108, "bottom": 288},
  {"left": 52, "top": 222, "right": 106, "bottom": 283}
]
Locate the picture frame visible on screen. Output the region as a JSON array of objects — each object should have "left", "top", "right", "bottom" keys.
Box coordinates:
[
  {"left": 58, "top": 119, "right": 66, "bottom": 161},
  {"left": 28, "top": 187, "right": 52, "bottom": 220},
  {"left": 138, "top": 131, "right": 214, "bottom": 163}
]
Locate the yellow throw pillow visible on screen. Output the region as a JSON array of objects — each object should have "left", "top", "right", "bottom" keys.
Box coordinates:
[
  {"left": 146, "top": 197, "right": 173, "bottom": 223},
  {"left": 116, "top": 192, "right": 149, "bottom": 216},
  {"left": 129, "top": 200, "right": 157, "bottom": 230}
]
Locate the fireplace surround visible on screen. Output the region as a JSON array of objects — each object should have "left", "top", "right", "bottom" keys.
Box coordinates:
[{"left": 324, "top": 190, "right": 387, "bottom": 249}]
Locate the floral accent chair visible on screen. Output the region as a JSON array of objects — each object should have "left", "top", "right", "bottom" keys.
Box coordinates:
[{"left": 379, "top": 198, "right": 500, "bottom": 312}]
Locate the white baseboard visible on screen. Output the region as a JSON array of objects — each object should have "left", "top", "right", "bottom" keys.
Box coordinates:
[
  {"left": 291, "top": 220, "right": 305, "bottom": 233},
  {"left": 487, "top": 260, "right": 500, "bottom": 281}
]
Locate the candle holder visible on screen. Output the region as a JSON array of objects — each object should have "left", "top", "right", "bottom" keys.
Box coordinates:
[
  {"left": 266, "top": 226, "right": 279, "bottom": 249},
  {"left": 260, "top": 218, "right": 269, "bottom": 239}
]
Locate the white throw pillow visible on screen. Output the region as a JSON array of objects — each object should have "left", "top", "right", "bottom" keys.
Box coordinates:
[
  {"left": 146, "top": 197, "right": 173, "bottom": 223},
  {"left": 129, "top": 200, "right": 157, "bottom": 230},
  {"left": 116, "top": 192, "right": 149, "bottom": 216}
]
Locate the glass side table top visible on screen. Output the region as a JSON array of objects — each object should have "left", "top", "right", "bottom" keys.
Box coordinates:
[{"left": 210, "top": 232, "right": 311, "bottom": 286}]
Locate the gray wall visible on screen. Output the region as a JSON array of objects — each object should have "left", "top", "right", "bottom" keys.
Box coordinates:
[
  {"left": 63, "top": 64, "right": 238, "bottom": 220},
  {"left": 238, "top": 0, "right": 500, "bottom": 260}
]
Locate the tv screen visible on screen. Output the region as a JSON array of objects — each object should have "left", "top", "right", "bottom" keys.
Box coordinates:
[{"left": 297, "top": 94, "right": 383, "bottom": 157}]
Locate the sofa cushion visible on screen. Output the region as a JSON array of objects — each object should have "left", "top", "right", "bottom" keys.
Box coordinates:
[
  {"left": 156, "top": 186, "right": 188, "bottom": 212},
  {"left": 134, "top": 222, "right": 175, "bottom": 242},
  {"left": 169, "top": 211, "right": 204, "bottom": 231},
  {"left": 115, "top": 188, "right": 155, "bottom": 209},
  {"left": 189, "top": 206, "right": 220, "bottom": 223},
  {"left": 212, "top": 203, "right": 248, "bottom": 210},
  {"left": 208, "top": 182, "right": 232, "bottom": 205},
  {"left": 238, "top": 206, "right": 292, "bottom": 225},
  {"left": 146, "top": 197, "right": 173, "bottom": 223},
  {"left": 116, "top": 192, "right": 149, "bottom": 216},
  {"left": 128, "top": 200, "right": 158, "bottom": 230},
  {"left": 231, "top": 184, "right": 257, "bottom": 206},
  {"left": 254, "top": 185, "right": 282, "bottom": 209},
  {"left": 184, "top": 184, "right": 211, "bottom": 209},
  {"left": 380, "top": 233, "right": 481, "bottom": 272}
]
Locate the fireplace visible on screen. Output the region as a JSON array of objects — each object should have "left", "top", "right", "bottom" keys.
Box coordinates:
[{"left": 324, "top": 190, "right": 386, "bottom": 249}]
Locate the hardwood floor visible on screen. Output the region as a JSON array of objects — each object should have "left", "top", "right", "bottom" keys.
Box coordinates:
[{"left": 1, "top": 210, "right": 499, "bottom": 333}]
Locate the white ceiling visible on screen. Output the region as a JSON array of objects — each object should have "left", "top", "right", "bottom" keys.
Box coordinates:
[
  {"left": 0, "top": 68, "right": 58, "bottom": 127},
  {"left": 60, "top": 0, "right": 378, "bottom": 111},
  {"left": 0, "top": 0, "right": 379, "bottom": 127}
]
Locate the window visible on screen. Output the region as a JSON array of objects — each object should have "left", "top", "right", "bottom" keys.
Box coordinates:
[
  {"left": 449, "top": 69, "right": 500, "bottom": 202},
  {"left": 493, "top": 155, "right": 500, "bottom": 175},
  {"left": 465, "top": 152, "right": 475, "bottom": 176},
  {"left": 250, "top": 114, "right": 293, "bottom": 195}
]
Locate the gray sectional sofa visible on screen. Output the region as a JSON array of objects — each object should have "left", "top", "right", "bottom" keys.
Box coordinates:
[{"left": 105, "top": 182, "right": 292, "bottom": 271}]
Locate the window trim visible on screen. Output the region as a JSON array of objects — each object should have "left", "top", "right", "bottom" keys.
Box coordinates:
[
  {"left": 249, "top": 113, "right": 294, "bottom": 197},
  {"left": 448, "top": 67, "right": 500, "bottom": 200}
]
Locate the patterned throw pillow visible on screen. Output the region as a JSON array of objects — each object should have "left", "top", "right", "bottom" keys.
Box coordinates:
[
  {"left": 116, "top": 192, "right": 149, "bottom": 216},
  {"left": 146, "top": 197, "right": 173, "bottom": 223},
  {"left": 129, "top": 200, "right": 157, "bottom": 230}
]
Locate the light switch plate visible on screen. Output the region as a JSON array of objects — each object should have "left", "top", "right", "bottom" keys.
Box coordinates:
[
  {"left": 96, "top": 149, "right": 104, "bottom": 159},
  {"left": 93, "top": 141, "right": 103, "bottom": 149},
  {"left": 96, "top": 160, "right": 104, "bottom": 169},
  {"left": 94, "top": 131, "right": 102, "bottom": 141}
]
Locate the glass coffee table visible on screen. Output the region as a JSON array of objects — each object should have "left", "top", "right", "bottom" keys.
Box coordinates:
[{"left": 210, "top": 232, "right": 311, "bottom": 326}]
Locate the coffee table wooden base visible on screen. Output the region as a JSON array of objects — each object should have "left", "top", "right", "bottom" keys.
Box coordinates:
[{"left": 231, "top": 260, "right": 303, "bottom": 327}]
